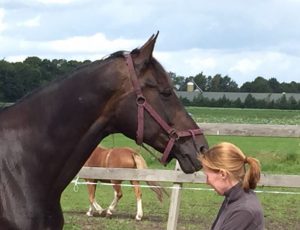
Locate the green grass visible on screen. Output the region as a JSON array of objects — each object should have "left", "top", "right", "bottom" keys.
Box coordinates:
[
  {"left": 62, "top": 181, "right": 300, "bottom": 230},
  {"left": 62, "top": 107, "right": 300, "bottom": 229},
  {"left": 101, "top": 134, "right": 300, "bottom": 175},
  {"left": 187, "top": 107, "right": 300, "bottom": 124}
]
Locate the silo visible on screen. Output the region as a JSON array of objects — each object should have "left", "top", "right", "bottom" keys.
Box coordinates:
[{"left": 187, "top": 82, "right": 194, "bottom": 92}]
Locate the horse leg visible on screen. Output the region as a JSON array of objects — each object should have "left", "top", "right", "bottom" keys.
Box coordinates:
[
  {"left": 86, "top": 179, "right": 105, "bottom": 216},
  {"left": 106, "top": 181, "right": 122, "bottom": 217},
  {"left": 131, "top": 180, "right": 143, "bottom": 221}
]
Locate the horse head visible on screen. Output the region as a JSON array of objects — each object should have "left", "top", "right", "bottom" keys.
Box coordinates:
[{"left": 113, "top": 32, "right": 209, "bottom": 173}]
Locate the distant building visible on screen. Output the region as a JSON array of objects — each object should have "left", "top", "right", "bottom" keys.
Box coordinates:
[
  {"left": 186, "top": 82, "right": 194, "bottom": 92},
  {"left": 176, "top": 91, "right": 300, "bottom": 102}
]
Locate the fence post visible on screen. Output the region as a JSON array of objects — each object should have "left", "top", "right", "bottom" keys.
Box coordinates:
[{"left": 167, "top": 161, "right": 182, "bottom": 230}]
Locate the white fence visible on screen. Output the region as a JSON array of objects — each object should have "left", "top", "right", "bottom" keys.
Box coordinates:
[
  {"left": 77, "top": 167, "right": 300, "bottom": 188},
  {"left": 77, "top": 166, "right": 300, "bottom": 230},
  {"left": 198, "top": 123, "right": 300, "bottom": 137},
  {"left": 76, "top": 123, "right": 300, "bottom": 229}
]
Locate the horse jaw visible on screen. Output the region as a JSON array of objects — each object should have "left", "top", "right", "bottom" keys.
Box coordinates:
[
  {"left": 171, "top": 142, "right": 207, "bottom": 173},
  {"left": 172, "top": 153, "right": 201, "bottom": 174}
]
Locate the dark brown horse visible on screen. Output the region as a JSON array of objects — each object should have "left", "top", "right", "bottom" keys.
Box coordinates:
[
  {"left": 0, "top": 33, "right": 208, "bottom": 229},
  {"left": 84, "top": 146, "right": 168, "bottom": 220}
]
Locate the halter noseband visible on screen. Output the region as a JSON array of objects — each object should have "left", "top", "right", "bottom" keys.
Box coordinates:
[{"left": 125, "top": 53, "right": 203, "bottom": 165}]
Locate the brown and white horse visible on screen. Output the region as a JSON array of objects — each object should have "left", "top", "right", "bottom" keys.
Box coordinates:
[{"left": 83, "top": 146, "right": 168, "bottom": 220}]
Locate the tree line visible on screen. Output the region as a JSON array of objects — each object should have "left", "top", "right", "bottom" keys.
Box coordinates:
[
  {"left": 181, "top": 93, "right": 300, "bottom": 110},
  {"left": 1, "top": 57, "right": 300, "bottom": 107},
  {"left": 170, "top": 72, "right": 300, "bottom": 93},
  {"left": 0, "top": 57, "right": 90, "bottom": 102}
]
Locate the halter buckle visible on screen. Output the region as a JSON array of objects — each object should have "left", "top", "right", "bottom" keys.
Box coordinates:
[
  {"left": 136, "top": 95, "right": 146, "bottom": 105},
  {"left": 169, "top": 129, "right": 179, "bottom": 140}
]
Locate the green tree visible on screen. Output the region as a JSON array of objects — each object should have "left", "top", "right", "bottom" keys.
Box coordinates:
[
  {"left": 14, "top": 62, "right": 41, "bottom": 96},
  {"left": 193, "top": 72, "right": 207, "bottom": 91},
  {"left": 275, "top": 94, "right": 288, "bottom": 109},
  {"left": 268, "top": 78, "right": 282, "bottom": 93},
  {"left": 210, "top": 74, "right": 222, "bottom": 91},
  {"left": 240, "top": 82, "right": 252, "bottom": 92},
  {"left": 287, "top": 96, "right": 298, "bottom": 109},
  {"left": 232, "top": 98, "right": 243, "bottom": 108},
  {"left": 169, "top": 72, "right": 185, "bottom": 90},
  {"left": 241, "top": 76, "right": 271, "bottom": 92},
  {"left": 0, "top": 60, "right": 19, "bottom": 101},
  {"left": 220, "top": 75, "right": 239, "bottom": 92},
  {"left": 244, "top": 94, "right": 256, "bottom": 108}
]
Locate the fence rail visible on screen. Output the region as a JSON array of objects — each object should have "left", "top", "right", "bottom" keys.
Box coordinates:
[
  {"left": 198, "top": 123, "right": 300, "bottom": 137},
  {"left": 78, "top": 167, "right": 300, "bottom": 188},
  {"left": 76, "top": 123, "right": 300, "bottom": 229}
]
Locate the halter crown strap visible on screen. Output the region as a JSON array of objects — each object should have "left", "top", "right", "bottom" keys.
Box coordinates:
[
  {"left": 125, "top": 54, "right": 145, "bottom": 144},
  {"left": 125, "top": 54, "right": 203, "bottom": 165}
]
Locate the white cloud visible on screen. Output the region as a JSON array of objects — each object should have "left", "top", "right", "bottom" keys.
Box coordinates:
[
  {"left": 1, "top": 33, "right": 144, "bottom": 61},
  {"left": 185, "top": 57, "right": 217, "bottom": 71},
  {"left": 36, "top": 0, "right": 78, "bottom": 4},
  {"left": 5, "top": 55, "right": 28, "bottom": 62},
  {"left": 229, "top": 58, "right": 261, "bottom": 74},
  {"left": 43, "top": 33, "right": 143, "bottom": 54},
  {"left": 155, "top": 48, "right": 300, "bottom": 86},
  {"left": 17, "top": 15, "right": 40, "bottom": 27},
  {"left": 0, "top": 8, "right": 7, "bottom": 32}
]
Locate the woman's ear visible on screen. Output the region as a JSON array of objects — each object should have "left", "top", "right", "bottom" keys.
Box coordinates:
[{"left": 219, "top": 169, "right": 228, "bottom": 180}]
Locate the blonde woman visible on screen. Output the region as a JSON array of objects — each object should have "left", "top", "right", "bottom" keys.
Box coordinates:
[{"left": 199, "top": 142, "right": 264, "bottom": 230}]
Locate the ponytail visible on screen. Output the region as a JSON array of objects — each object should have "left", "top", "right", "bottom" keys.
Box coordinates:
[{"left": 242, "top": 156, "right": 261, "bottom": 191}]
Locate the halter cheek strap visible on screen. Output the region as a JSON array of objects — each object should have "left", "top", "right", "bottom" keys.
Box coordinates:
[{"left": 125, "top": 54, "right": 203, "bottom": 165}]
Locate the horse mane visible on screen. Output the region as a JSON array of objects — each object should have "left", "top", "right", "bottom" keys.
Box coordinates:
[{"left": 130, "top": 48, "right": 140, "bottom": 55}]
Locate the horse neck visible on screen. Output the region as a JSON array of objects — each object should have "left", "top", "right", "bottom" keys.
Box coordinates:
[
  {"left": 12, "top": 62, "right": 129, "bottom": 194},
  {"left": 47, "top": 66, "right": 130, "bottom": 193}
]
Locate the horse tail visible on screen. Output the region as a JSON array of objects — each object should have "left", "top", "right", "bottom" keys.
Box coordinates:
[
  {"left": 131, "top": 150, "right": 148, "bottom": 170},
  {"left": 145, "top": 181, "right": 169, "bottom": 203},
  {"left": 132, "top": 150, "right": 169, "bottom": 203}
]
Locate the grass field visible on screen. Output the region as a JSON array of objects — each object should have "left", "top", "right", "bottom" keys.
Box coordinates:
[
  {"left": 186, "top": 107, "right": 300, "bottom": 125},
  {"left": 61, "top": 107, "right": 300, "bottom": 229}
]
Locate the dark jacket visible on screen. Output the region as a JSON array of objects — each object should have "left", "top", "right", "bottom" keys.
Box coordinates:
[{"left": 211, "top": 183, "right": 264, "bottom": 230}]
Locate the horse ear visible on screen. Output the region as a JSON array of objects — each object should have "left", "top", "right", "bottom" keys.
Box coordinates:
[
  {"left": 140, "top": 31, "right": 159, "bottom": 56},
  {"left": 132, "top": 31, "right": 159, "bottom": 65}
]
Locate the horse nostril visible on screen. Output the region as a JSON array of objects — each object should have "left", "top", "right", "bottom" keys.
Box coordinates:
[{"left": 199, "top": 145, "right": 206, "bottom": 153}]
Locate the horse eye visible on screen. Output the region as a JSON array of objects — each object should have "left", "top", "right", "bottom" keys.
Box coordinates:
[
  {"left": 160, "top": 88, "right": 172, "bottom": 97},
  {"left": 145, "top": 79, "right": 157, "bottom": 88}
]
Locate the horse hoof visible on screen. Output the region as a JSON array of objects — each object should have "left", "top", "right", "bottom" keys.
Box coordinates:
[
  {"left": 86, "top": 211, "right": 93, "bottom": 217},
  {"left": 135, "top": 216, "right": 142, "bottom": 221},
  {"left": 99, "top": 209, "right": 107, "bottom": 217},
  {"left": 106, "top": 210, "right": 112, "bottom": 218}
]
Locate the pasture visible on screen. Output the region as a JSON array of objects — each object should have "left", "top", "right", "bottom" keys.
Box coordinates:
[
  {"left": 62, "top": 107, "right": 300, "bottom": 229},
  {"left": 186, "top": 107, "right": 300, "bottom": 125}
]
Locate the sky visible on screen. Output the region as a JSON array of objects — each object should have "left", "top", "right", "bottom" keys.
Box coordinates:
[{"left": 1, "top": 0, "right": 300, "bottom": 86}]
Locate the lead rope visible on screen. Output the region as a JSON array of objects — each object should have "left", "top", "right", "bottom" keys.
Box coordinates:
[
  {"left": 73, "top": 176, "right": 80, "bottom": 192},
  {"left": 141, "top": 143, "right": 162, "bottom": 162},
  {"left": 111, "top": 134, "right": 115, "bottom": 148}
]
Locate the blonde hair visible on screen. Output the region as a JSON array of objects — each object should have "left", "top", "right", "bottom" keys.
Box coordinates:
[{"left": 199, "top": 142, "right": 261, "bottom": 191}]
